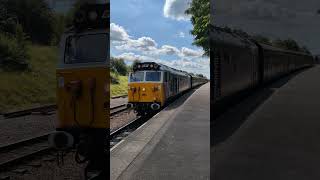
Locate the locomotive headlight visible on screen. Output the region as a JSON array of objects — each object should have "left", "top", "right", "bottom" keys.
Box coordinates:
[
  {"left": 142, "top": 88, "right": 146, "bottom": 91},
  {"left": 150, "top": 64, "right": 154, "bottom": 68}
]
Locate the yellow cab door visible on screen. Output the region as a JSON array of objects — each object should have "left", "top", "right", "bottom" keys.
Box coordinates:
[{"left": 56, "top": 31, "right": 109, "bottom": 129}]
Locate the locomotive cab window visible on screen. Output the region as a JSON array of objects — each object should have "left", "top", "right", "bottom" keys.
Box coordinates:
[
  {"left": 129, "top": 72, "right": 144, "bottom": 82},
  {"left": 64, "top": 33, "right": 108, "bottom": 64},
  {"left": 146, "top": 72, "right": 161, "bottom": 82}
]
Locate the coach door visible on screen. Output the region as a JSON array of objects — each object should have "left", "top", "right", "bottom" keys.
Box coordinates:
[{"left": 177, "top": 76, "right": 180, "bottom": 93}]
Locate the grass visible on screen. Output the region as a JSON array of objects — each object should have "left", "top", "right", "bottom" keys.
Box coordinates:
[
  {"left": 0, "top": 45, "right": 58, "bottom": 113},
  {"left": 0, "top": 45, "right": 129, "bottom": 113},
  {"left": 111, "top": 72, "right": 128, "bottom": 97},
  {"left": 0, "top": 45, "right": 128, "bottom": 113}
]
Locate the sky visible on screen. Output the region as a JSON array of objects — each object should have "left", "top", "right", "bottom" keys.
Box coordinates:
[
  {"left": 213, "top": 0, "right": 320, "bottom": 55},
  {"left": 110, "top": 0, "right": 210, "bottom": 78}
]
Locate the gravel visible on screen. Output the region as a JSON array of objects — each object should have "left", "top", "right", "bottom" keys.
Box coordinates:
[
  {"left": 110, "top": 110, "right": 137, "bottom": 133},
  {"left": 0, "top": 151, "right": 87, "bottom": 180},
  {"left": 0, "top": 98, "right": 130, "bottom": 146},
  {"left": 0, "top": 113, "right": 56, "bottom": 146},
  {"left": 0, "top": 98, "right": 135, "bottom": 179}
]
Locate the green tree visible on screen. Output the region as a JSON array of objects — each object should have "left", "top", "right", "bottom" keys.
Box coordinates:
[
  {"left": 185, "top": 0, "right": 210, "bottom": 56},
  {"left": 252, "top": 35, "right": 272, "bottom": 45},
  {"left": 197, "top": 74, "right": 205, "bottom": 78},
  {"left": 232, "top": 28, "right": 250, "bottom": 38},
  {"left": 301, "top": 46, "right": 311, "bottom": 54},
  {"left": 282, "top": 39, "right": 301, "bottom": 51},
  {"left": 0, "top": 33, "right": 29, "bottom": 71},
  {"left": 0, "top": 2, "right": 29, "bottom": 71},
  {"left": 110, "top": 57, "right": 128, "bottom": 76},
  {"left": 273, "top": 38, "right": 302, "bottom": 52},
  {"left": 3, "top": 0, "right": 55, "bottom": 44},
  {"left": 272, "top": 39, "right": 287, "bottom": 49},
  {"left": 131, "top": 59, "right": 142, "bottom": 70}
]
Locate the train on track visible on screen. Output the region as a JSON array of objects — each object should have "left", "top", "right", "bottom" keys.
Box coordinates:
[
  {"left": 211, "top": 27, "right": 315, "bottom": 118},
  {"left": 49, "top": 2, "right": 109, "bottom": 179},
  {"left": 127, "top": 62, "right": 208, "bottom": 115}
]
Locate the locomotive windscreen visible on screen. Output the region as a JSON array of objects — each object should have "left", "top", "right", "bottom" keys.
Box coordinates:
[
  {"left": 64, "top": 33, "right": 109, "bottom": 64},
  {"left": 145, "top": 72, "right": 161, "bottom": 82},
  {"left": 129, "top": 72, "right": 144, "bottom": 82}
]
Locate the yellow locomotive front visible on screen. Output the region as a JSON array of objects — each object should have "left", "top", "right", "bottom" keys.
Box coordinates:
[
  {"left": 127, "top": 62, "right": 165, "bottom": 115},
  {"left": 56, "top": 31, "right": 109, "bottom": 130},
  {"left": 49, "top": 3, "right": 109, "bottom": 178}
]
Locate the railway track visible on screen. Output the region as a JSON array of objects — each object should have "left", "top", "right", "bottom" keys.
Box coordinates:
[
  {"left": 110, "top": 104, "right": 128, "bottom": 116},
  {"left": 0, "top": 133, "right": 53, "bottom": 171},
  {"left": 2, "top": 95, "right": 128, "bottom": 119},
  {"left": 0, "top": 103, "right": 129, "bottom": 170},
  {"left": 109, "top": 114, "right": 154, "bottom": 149},
  {"left": 3, "top": 105, "right": 57, "bottom": 119},
  {"left": 0, "top": 96, "right": 131, "bottom": 170}
]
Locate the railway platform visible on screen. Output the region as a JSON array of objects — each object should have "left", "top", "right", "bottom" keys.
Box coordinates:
[
  {"left": 111, "top": 83, "right": 210, "bottom": 180},
  {"left": 214, "top": 65, "right": 320, "bottom": 180}
]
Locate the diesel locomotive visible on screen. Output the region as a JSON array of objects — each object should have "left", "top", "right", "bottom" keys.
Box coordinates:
[
  {"left": 211, "top": 27, "right": 315, "bottom": 118},
  {"left": 48, "top": 2, "right": 109, "bottom": 179},
  {"left": 127, "top": 62, "right": 208, "bottom": 115}
]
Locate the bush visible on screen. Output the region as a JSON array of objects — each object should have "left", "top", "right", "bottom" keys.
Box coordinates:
[
  {"left": 3, "top": 0, "right": 55, "bottom": 45},
  {"left": 111, "top": 72, "right": 120, "bottom": 84},
  {"left": 0, "top": 33, "right": 29, "bottom": 71},
  {"left": 110, "top": 57, "right": 128, "bottom": 76}
]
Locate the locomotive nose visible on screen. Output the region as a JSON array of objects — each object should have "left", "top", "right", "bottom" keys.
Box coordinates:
[{"left": 48, "top": 131, "right": 74, "bottom": 150}]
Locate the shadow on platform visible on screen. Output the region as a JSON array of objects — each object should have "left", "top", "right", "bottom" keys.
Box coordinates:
[
  {"left": 212, "top": 68, "right": 309, "bottom": 146},
  {"left": 165, "top": 85, "right": 201, "bottom": 111}
]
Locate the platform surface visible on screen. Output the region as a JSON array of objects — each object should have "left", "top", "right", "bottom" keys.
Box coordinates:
[
  {"left": 111, "top": 83, "right": 210, "bottom": 180},
  {"left": 214, "top": 66, "right": 320, "bottom": 180}
]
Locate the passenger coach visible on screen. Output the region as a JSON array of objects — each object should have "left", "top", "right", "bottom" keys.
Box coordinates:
[{"left": 211, "top": 27, "right": 315, "bottom": 118}]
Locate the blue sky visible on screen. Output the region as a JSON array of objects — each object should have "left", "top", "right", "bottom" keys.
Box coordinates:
[{"left": 110, "top": 0, "right": 210, "bottom": 78}]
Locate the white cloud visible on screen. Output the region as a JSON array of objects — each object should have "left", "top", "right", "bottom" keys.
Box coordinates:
[
  {"left": 110, "top": 23, "right": 130, "bottom": 42},
  {"left": 159, "top": 45, "right": 180, "bottom": 55},
  {"left": 115, "top": 52, "right": 209, "bottom": 77},
  {"left": 115, "top": 52, "right": 155, "bottom": 62},
  {"left": 116, "top": 37, "right": 158, "bottom": 51},
  {"left": 143, "top": 45, "right": 180, "bottom": 56},
  {"left": 111, "top": 22, "right": 209, "bottom": 77},
  {"left": 180, "top": 47, "right": 204, "bottom": 57},
  {"left": 178, "top": 31, "right": 185, "bottom": 38},
  {"left": 111, "top": 23, "right": 203, "bottom": 58},
  {"left": 163, "top": 0, "right": 191, "bottom": 21}
]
